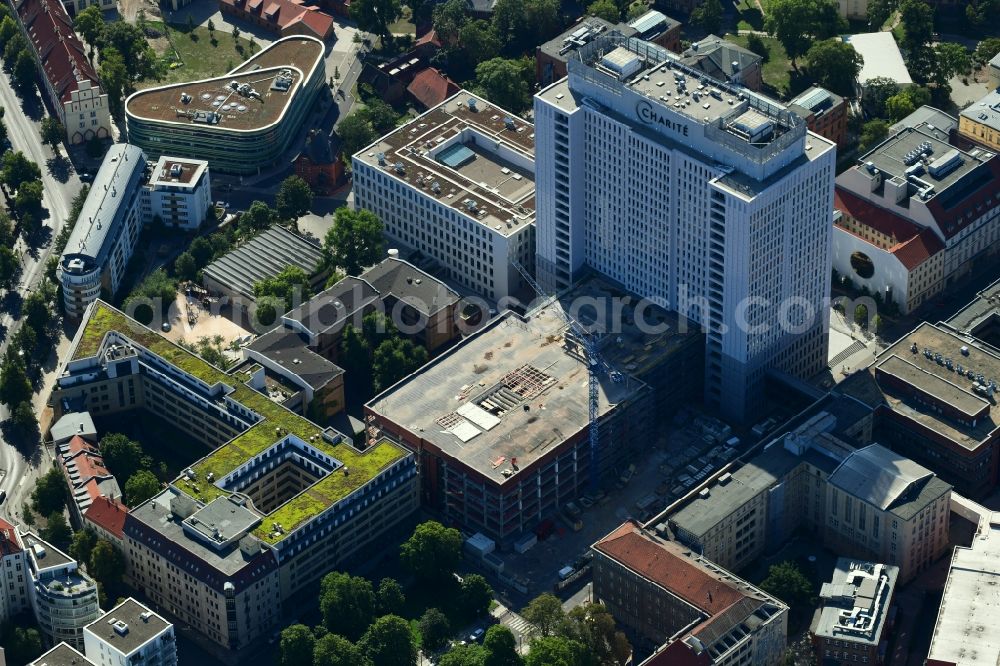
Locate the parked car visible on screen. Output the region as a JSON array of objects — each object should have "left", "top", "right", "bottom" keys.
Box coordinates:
[
  {"left": 0, "top": 490, "right": 6, "bottom": 505},
  {"left": 558, "top": 565, "right": 575, "bottom": 581},
  {"left": 79, "top": 172, "right": 93, "bottom": 182},
  {"left": 468, "top": 628, "right": 485, "bottom": 643}
]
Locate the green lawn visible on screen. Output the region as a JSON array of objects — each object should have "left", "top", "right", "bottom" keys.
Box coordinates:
[
  {"left": 725, "top": 33, "right": 792, "bottom": 98},
  {"left": 142, "top": 21, "right": 260, "bottom": 87},
  {"left": 736, "top": 0, "right": 766, "bottom": 31}
]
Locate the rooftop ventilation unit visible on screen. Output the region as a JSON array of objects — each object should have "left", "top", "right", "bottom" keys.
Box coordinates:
[
  {"left": 503, "top": 117, "right": 515, "bottom": 130},
  {"left": 467, "top": 98, "right": 478, "bottom": 111},
  {"left": 113, "top": 620, "right": 129, "bottom": 636},
  {"left": 377, "top": 152, "right": 386, "bottom": 165},
  {"left": 393, "top": 162, "right": 405, "bottom": 174},
  {"left": 180, "top": 92, "right": 191, "bottom": 104},
  {"left": 169, "top": 163, "right": 182, "bottom": 177}
]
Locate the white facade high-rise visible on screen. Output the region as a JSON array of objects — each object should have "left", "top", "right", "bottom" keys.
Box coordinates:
[{"left": 534, "top": 35, "right": 836, "bottom": 421}]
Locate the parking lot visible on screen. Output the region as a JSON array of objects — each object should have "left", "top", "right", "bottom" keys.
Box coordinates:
[{"left": 491, "top": 407, "right": 746, "bottom": 608}]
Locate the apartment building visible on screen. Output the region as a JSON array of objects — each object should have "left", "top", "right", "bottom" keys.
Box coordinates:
[
  {"left": 593, "top": 521, "right": 788, "bottom": 664},
  {"left": 840, "top": 321, "right": 1000, "bottom": 499},
  {"left": 812, "top": 559, "right": 898, "bottom": 665},
  {"left": 13, "top": 0, "right": 112, "bottom": 144},
  {"left": 535, "top": 34, "right": 835, "bottom": 422},
  {"left": 57, "top": 144, "right": 213, "bottom": 318},
  {"left": 23, "top": 532, "right": 101, "bottom": 650},
  {"left": 0, "top": 519, "right": 29, "bottom": 626},
  {"left": 834, "top": 114, "right": 1000, "bottom": 313},
  {"left": 958, "top": 88, "right": 1000, "bottom": 152},
  {"left": 57, "top": 434, "right": 121, "bottom": 522},
  {"left": 667, "top": 406, "right": 951, "bottom": 582},
  {"left": 143, "top": 157, "right": 212, "bottom": 229},
  {"left": 352, "top": 91, "right": 536, "bottom": 301},
  {"left": 789, "top": 86, "right": 848, "bottom": 147},
  {"left": 125, "top": 37, "right": 326, "bottom": 174},
  {"left": 83, "top": 598, "right": 176, "bottom": 666},
  {"left": 54, "top": 301, "right": 418, "bottom": 660}
]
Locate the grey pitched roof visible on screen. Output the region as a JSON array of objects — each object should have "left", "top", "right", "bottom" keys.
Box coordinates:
[
  {"left": 283, "top": 276, "right": 381, "bottom": 336},
  {"left": 828, "top": 444, "right": 934, "bottom": 511},
  {"left": 681, "top": 35, "right": 761, "bottom": 82},
  {"left": 202, "top": 226, "right": 326, "bottom": 300},
  {"left": 891, "top": 105, "right": 958, "bottom": 134},
  {"left": 360, "top": 257, "right": 460, "bottom": 317},
  {"left": 959, "top": 88, "right": 1000, "bottom": 132},
  {"left": 51, "top": 411, "right": 97, "bottom": 444},
  {"left": 247, "top": 327, "right": 344, "bottom": 389}
]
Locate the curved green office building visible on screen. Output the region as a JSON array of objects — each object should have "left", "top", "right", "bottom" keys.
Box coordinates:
[{"left": 125, "top": 36, "right": 325, "bottom": 174}]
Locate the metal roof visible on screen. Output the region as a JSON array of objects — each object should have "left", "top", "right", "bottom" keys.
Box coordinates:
[
  {"left": 628, "top": 9, "right": 672, "bottom": 35},
  {"left": 202, "top": 226, "right": 326, "bottom": 300},
  {"left": 60, "top": 143, "right": 147, "bottom": 272},
  {"left": 827, "top": 444, "right": 933, "bottom": 510}
]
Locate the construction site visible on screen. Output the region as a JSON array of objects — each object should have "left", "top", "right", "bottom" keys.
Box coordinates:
[{"left": 364, "top": 275, "right": 704, "bottom": 546}]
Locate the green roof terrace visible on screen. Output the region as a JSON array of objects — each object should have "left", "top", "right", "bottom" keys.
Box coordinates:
[{"left": 69, "top": 301, "right": 407, "bottom": 544}]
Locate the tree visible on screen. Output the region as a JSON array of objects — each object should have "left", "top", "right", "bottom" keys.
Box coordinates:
[
  {"left": 360, "top": 98, "right": 401, "bottom": 134},
  {"left": 746, "top": 33, "right": 769, "bottom": 62},
  {"left": 863, "top": 76, "right": 899, "bottom": 117},
  {"left": 103, "top": 20, "right": 162, "bottom": 84},
  {"left": 69, "top": 528, "right": 98, "bottom": 565},
  {"left": 14, "top": 179, "right": 44, "bottom": 216},
  {"left": 690, "top": 0, "right": 723, "bottom": 34},
  {"left": 122, "top": 269, "right": 177, "bottom": 324},
  {"left": 805, "top": 39, "right": 863, "bottom": 97},
  {"left": 276, "top": 175, "right": 314, "bottom": 221},
  {"left": 74, "top": 5, "right": 106, "bottom": 56},
  {"left": 524, "top": 636, "right": 589, "bottom": 666},
  {"left": 441, "top": 645, "right": 487, "bottom": 666},
  {"left": 124, "top": 470, "right": 161, "bottom": 505},
  {"left": 89, "top": 539, "right": 125, "bottom": 585},
  {"left": 898, "top": 0, "right": 933, "bottom": 52},
  {"left": 11, "top": 401, "right": 37, "bottom": 435},
  {"left": 586, "top": 0, "right": 620, "bottom": 22},
  {"left": 232, "top": 25, "right": 241, "bottom": 41},
  {"left": 866, "top": 0, "right": 897, "bottom": 28},
  {"left": 0, "top": 16, "right": 17, "bottom": 53},
  {"left": 337, "top": 111, "right": 378, "bottom": 160},
  {"left": 483, "top": 626, "right": 521, "bottom": 666},
  {"left": 377, "top": 577, "right": 406, "bottom": 616},
  {"left": 24, "top": 289, "right": 53, "bottom": 335},
  {"left": 314, "top": 633, "right": 370, "bottom": 666},
  {"left": 99, "top": 433, "right": 152, "bottom": 482},
  {"left": 0, "top": 356, "right": 32, "bottom": 407},
  {"left": 457, "top": 20, "right": 501, "bottom": 69},
  {"left": 491, "top": 0, "right": 526, "bottom": 48},
  {"left": 0, "top": 246, "right": 19, "bottom": 290},
  {"left": 765, "top": 0, "right": 843, "bottom": 66},
  {"left": 885, "top": 86, "right": 930, "bottom": 121},
  {"left": 400, "top": 520, "right": 462, "bottom": 584},
  {"left": 934, "top": 42, "right": 972, "bottom": 80},
  {"left": 350, "top": 0, "right": 402, "bottom": 43},
  {"left": 559, "top": 603, "right": 630, "bottom": 666},
  {"left": 433, "top": 0, "right": 471, "bottom": 44},
  {"left": 373, "top": 337, "right": 428, "bottom": 390},
  {"left": 859, "top": 119, "right": 889, "bottom": 150},
  {"left": 0, "top": 210, "right": 13, "bottom": 246},
  {"left": 522, "top": 593, "right": 564, "bottom": 637},
  {"left": 339, "top": 323, "right": 373, "bottom": 399},
  {"left": 30, "top": 468, "right": 66, "bottom": 515},
  {"left": 239, "top": 200, "right": 277, "bottom": 236},
  {"left": 1, "top": 150, "right": 41, "bottom": 190},
  {"left": 41, "top": 511, "right": 72, "bottom": 549},
  {"left": 854, "top": 303, "right": 869, "bottom": 326},
  {"left": 760, "top": 561, "right": 813, "bottom": 610},
  {"left": 175, "top": 252, "right": 198, "bottom": 281},
  {"left": 207, "top": 18, "right": 216, "bottom": 33},
  {"left": 324, "top": 208, "right": 385, "bottom": 276},
  {"left": 974, "top": 37, "right": 1000, "bottom": 66},
  {"left": 419, "top": 607, "right": 451, "bottom": 651},
  {"left": 3, "top": 33, "right": 26, "bottom": 71},
  {"left": 320, "top": 571, "right": 375, "bottom": 640},
  {"left": 524, "top": 0, "right": 560, "bottom": 43},
  {"left": 359, "top": 615, "right": 417, "bottom": 666},
  {"left": 460, "top": 574, "right": 494, "bottom": 620},
  {"left": 279, "top": 624, "right": 316, "bottom": 666},
  {"left": 254, "top": 265, "right": 312, "bottom": 323},
  {"left": 3, "top": 626, "right": 43, "bottom": 665},
  {"left": 99, "top": 47, "right": 129, "bottom": 113},
  {"left": 40, "top": 116, "right": 64, "bottom": 151},
  {"left": 474, "top": 57, "right": 532, "bottom": 115}
]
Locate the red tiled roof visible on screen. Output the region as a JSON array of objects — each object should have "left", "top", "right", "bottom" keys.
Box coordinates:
[
  {"left": 834, "top": 187, "right": 925, "bottom": 246},
  {"left": 891, "top": 227, "right": 943, "bottom": 270},
  {"left": 63, "top": 434, "right": 100, "bottom": 458},
  {"left": 594, "top": 522, "right": 749, "bottom": 615},
  {"left": 289, "top": 8, "right": 335, "bottom": 38},
  {"left": 222, "top": 0, "right": 334, "bottom": 38},
  {"left": 14, "top": 0, "right": 100, "bottom": 104},
  {"left": 407, "top": 67, "right": 459, "bottom": 109},
  {"left": 84, "top": 495, "right": 128, "bottom": 539},
  {"left": 66, "top": 453, "right": 111, "bottom": 486},
  {"left": 415, "top": 29, "right": 441, "bottom": 48},
  {"left": 641, "top": 640, "right": 712, "bottom": 666},
  {"left": 0, "top": 518, "right": 23, "bottom": 556}
]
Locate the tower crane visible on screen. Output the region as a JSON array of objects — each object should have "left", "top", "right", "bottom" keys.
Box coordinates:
[{"left": 510, "top": 260, "right": 619, "bottom": 493}]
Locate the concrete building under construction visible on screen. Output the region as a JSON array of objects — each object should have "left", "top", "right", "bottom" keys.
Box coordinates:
[{"left": 365, "top": 276, "right": 702, "bottom": 545}]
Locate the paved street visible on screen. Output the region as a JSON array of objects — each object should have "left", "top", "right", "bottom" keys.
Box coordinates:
[{"left": 0, "top": 64, "right": 82, "bottom": 524}]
